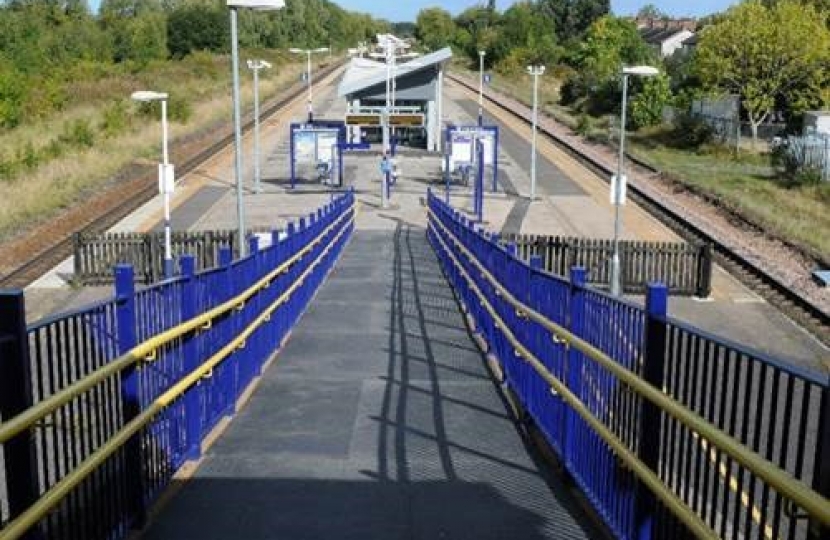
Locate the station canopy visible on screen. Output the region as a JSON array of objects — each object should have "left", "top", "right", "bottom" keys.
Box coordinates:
[{"left": 337, "top": 47, "right": 453, "bottom": 102}]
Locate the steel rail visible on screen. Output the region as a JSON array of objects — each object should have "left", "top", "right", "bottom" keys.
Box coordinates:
[
  {"left": 427, "top": 205, "right": 830, "bottom": 528},
  {"left": 0, "top": 204, "right": 355, "bottom": 540},
  {"left": 0, "top": 202, "right": 355, "bottom": 446}
]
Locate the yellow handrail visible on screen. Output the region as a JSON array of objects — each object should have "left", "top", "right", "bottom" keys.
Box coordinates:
[
  {"left": 0, "top": 204, "right": 355, "bottom": 540},
  {"left": 428, "top": 205, "right": 830, "bottom": 528},
  {"left": 0, "top": 204, "right": 354, "bottom": 446}
]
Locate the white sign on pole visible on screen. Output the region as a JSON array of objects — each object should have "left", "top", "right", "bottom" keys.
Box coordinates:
[
  {"left": 158, "top": 164, "right": 175, "bottom": 195},
  {"left": 610, "top": 174, "right": 627, "bottom": 205}
]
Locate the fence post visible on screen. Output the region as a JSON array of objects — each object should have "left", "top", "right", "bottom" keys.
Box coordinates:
[
  {"left": 566, "top": 266, "right": 587, "bottom": 469},
  {"left": 635, "top": 282, "right": 668, "bottom": 540},
  {"left": 696, "top": 243, "right": 713, "bottom": 298},
  {"left": 114, "top": 264, "right": 147, "bottom": 528},
  {"left": 0, "top": 291, "right": 40, "bottom": 531},
  {"left": 179, "top": 255, "right": 201, "bottom": 461}
]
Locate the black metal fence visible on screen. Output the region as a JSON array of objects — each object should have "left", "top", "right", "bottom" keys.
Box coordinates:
[
  {"left": 73, "top": 230, "right": 238, "bottom": 285},
  {"left": 501, "top": 233, "right": 713, "bottom": 297}
]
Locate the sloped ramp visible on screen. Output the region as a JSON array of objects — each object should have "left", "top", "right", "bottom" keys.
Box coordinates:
[{"left": 141, "top": 226, "right": 599, "bottom": 540}]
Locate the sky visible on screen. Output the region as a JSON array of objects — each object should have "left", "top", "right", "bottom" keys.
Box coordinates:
[{"left": 335, "top": 0, "right": 739, "bottom": 21}]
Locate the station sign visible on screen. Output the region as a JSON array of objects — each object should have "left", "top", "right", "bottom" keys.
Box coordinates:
[
  {"left": 389, "top": 114, "right": 424, "bottom": 127},
  {"left": 345, "top": 113, "right": 382, "bottom": 126}
]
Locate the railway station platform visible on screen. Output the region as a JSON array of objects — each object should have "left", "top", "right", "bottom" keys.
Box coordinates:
[{"left": 3, "top": 67, "right": 830, "bottom": 540}]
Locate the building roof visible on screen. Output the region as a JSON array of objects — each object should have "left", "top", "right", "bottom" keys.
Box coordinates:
[
  {"left": 338, "top": 47, "right": 453, "bottom": 98},
  {"left": 639, "top": 26, "right": 693, "bottom": 44}
]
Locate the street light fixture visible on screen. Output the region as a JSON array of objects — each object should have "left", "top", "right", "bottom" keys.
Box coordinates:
[
  {"left": 131, "top": 90, "right": 174, "bottom": 279},
  {"left": 289, "top": 47, "right": 330, "bottom": 122},
  {"left": 478, "top": 50, "right": 486, "bottom": 125},
  {"left": 227, "top": 0, "right": 284, "bottom": 257},
  {"left": 526, "top": 65, "right": 545, "bottom": 201},
  {"left": 246, "top": 59, "right": 272, "bottom": 194},
  {"left": 610, "top": 64, "right": 659, "bottom": 297}
]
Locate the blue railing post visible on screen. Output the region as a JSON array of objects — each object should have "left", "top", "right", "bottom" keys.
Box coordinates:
[
  {"left": 114, "top": 264, "right": 147, "bottom": 528},
  {"left": 635, "top": 282, "right": 668, "bottom": 540},
  {"left": 813, "top": 379, "right": 830, "bottom": 540},
  {"left": 179, "top": 255, "right": 201, "bottom": 461},
  {"left": 247, "top": 235, "right": 260, "bottom": 380},
  {"left": 0, "top": 291, "right": 39, "bottom": 529},
  {"left": 217, "top": 247, "right": 236, "bottom": 417},
  {"left": 566, "top": 266, "right": 587, "bottom": 469},
  {"left": 474, "top": 139, "right": 484, "bottom": 222}
]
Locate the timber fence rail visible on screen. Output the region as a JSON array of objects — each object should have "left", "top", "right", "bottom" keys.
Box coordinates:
[
  {"left": 73, "top": 230, "right": 243, "bottom": 285},
  {"left": 426, "top": 189, "right": 830, "bottom": 540},
  {"left": 0, "top": 190, "right": 356, "bottom": 540},
  {"left": 501, "top": 233, "right": 713, "bottom": 297}
]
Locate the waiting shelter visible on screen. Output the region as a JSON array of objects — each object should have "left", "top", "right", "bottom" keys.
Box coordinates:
[{"left": 337, "top": 47, "right": 453, "bottom": 152}]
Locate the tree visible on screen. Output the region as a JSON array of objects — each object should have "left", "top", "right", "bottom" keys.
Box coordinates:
[
  {"left": 695, "top": 0, "right": 830, "bottom": 144},
  {"left": 630, "top": 73, "right": 671, "bottom": 128},
  {"left": 538, "top": 0, "right": 610, "bottom": 42},
  {"left": 167, "top": 4, "right": 228, "bottom": 57},
  {"left": 415, "top": 7, "right": 455, "bottom": 52},
  {"left": 493, "top": 1, "right": 558, "bottom": 71},
  {"left": 636, "top": 3, "right": 666, "bottom": 19}
]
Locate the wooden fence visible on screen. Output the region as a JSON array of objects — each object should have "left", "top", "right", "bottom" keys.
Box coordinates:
[
  {"left": 502, "top": 234, "right": 713, "bottom": 297},
  {"left": 73, "top": 230, "right": 238, "bottom": 285}
]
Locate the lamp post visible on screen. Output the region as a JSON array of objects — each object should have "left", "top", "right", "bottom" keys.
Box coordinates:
[
  {"left": 246, "top": 59, "right": 271, "bottom": 194},
  {"left": 478, "top": 50, "right": 486, "bottom": 125},
  {"left": 289, "top": 47, "right": 330, "bottom": 122},
  {"left": 131, "top": 90, "right": 173, "bottom": 278},
  {"left": 526, "top": 65, "right": 545, "bottom": 201},
  {"left": 228, "top": 0, "right": 284, "bottom": 257},
  {"left": 610, "top": 65, "right": 659, "bottom": 297}
]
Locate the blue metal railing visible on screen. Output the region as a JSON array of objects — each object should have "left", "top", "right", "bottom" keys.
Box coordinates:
[
  {"left": 0, "top": 190, "right": 355, "bottom": 540},
  {"left": 426, "top": 189, "right": 829, "bottom": 540}
]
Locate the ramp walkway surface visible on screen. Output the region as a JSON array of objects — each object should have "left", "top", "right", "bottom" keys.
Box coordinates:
[{"left": 141, "top": 224, "right": 599, "bottom": 539}]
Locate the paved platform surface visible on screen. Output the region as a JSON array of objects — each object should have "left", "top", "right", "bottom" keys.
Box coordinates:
[
  {"left": 141, "top": 227, "right": 600, "bottom": 540},
  {"left": 23, "top": 68, "right": 827, "bottom": 371}
]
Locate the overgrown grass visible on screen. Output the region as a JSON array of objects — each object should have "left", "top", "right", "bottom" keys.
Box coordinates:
[
  {"left": 0, "top": 51, "right": 320, "bottom": 240},
  {"left": 628, "top": 130, "right": 830, "bottom": 257},
  {"left": 454, "top": 65, "right": 830, "bottom": 259}
]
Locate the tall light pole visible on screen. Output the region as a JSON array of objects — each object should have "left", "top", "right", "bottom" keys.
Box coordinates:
[
  {"left": 610, "top": 65, "right": 659, "bottom": 296},
  {"left": 526, "top": 65, "right": 545, "bottom": 201},
  {"left": 228, "top": 0, "right": 284, "bottom": 257},
  {"left": 478, "top": 50, "right": 486, "bottom": 126},
  {"left": 246, "top": 59, "right": 272, "bottom": 194},
  {"left": 131, "top": 90, "right": 173, "bottom": 278},
  {"left": 289, "top": 47, "right": 329, "bottom": 122}
]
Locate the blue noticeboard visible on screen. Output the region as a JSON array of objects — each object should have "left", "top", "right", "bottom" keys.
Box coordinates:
[
  {"left": 289, "top": 121, "right": 347, "bottom": 189},
  {"left": 484, "top": 74, "right": 492, "bottom": 84}
]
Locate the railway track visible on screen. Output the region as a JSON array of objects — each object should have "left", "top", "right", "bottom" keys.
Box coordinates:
[
  {"left": 0, "top": 62, "right": 344, "bottom": 290},
  {"left": 447, "top": 72, "right": 830, "bottom": 347}
]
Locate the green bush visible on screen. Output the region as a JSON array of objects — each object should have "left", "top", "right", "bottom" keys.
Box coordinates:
[
  {"left": 168, "top": 95, "right": 192, "bottom": 123},
  {"left": 576, "top": 113, "right": 594, "bottom": 136},
  {"left": 671, "top": 114, "right": 714, "bottom": 149},
  {"left": 137, "top": 94, "right": 192, "bottom": 124},
  {"left": 630, "top": 74, "right": 671, "bottom": 130},
  {"left": 60, "top": 119, "right": 95, "bottom": 148},
  {"left": 100, "top": 100, "right": 131, "bottom": 138}
]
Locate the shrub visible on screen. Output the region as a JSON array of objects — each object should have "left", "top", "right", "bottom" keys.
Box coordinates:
[
  {"left": 60, "top": 119, "right": 95, "bottom": 148},
  {"left": 630, "top": 74, "right": 671, "bottom": 130},
  {"left": 100, "top": 100, "right": 131, "bottom": 138},
  {"left": 576, "top": 113, "right": 594, "bottom": 136},
  {"left": 671, "top": 114, "right": 713, "bottom": 149}
]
